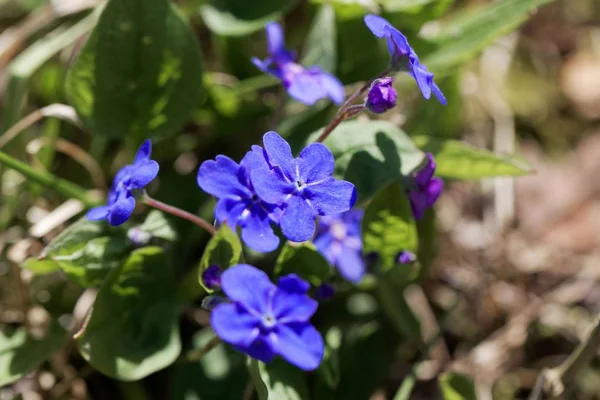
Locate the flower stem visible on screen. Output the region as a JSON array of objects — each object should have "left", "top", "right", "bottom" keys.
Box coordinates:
[
  {"left": 177, "top": 335, "right": 221, "bottom": 363},
  {"left": 314, "top": 105, "right": 365, "bottom": 143},
  {"left": 144, "top": 196, "right": 216, "bottom": 235}
]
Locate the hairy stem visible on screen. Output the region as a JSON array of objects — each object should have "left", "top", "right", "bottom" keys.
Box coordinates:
[
  {"left": 144, "top": 196, "right": 216, "bottom": 235},
  {"left": 314, "top": 105, "right": 365, "bottom": 143},
  {"left": 177, "top": 336, "right": 221, "bottom": 363}
]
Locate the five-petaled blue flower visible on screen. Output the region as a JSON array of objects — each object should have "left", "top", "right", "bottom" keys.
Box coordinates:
[
  {"left": 251, "top": 132, "right": 357, "bottom": 243},
  {"left": 211, "top": 264, "right": 324, "bottom": 371},
  {"left": 87, "top": 140, "right": 159, "bottom": 226},
  {"left": 252, "top": 22, "right": 345, "bottom": 106},
  {"left": 197, "top": 146, "right": 281, "bottom": 252},
  {"left": 314, "top": 209, "right": 365, "bottom": 284},
  {"left": 408, "top": 153, "right": 443, "bottom": 220},
  {"left": 364, "top": 14, "right": 447, "bottom": 105}
]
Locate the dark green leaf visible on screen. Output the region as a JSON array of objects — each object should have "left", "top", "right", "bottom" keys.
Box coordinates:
[
  {"left": 381, "top": 0, "right": 454, "bottom": 32},
  {"left": 22, "top": 217, "right": 131, "bottom": 287},
  {"left": 438, "top": 372, "right": 477, "bottom": 400},
  {"left": 248, "top": 358, "right": 309, "bottom": 400},
  {"left": 424, "top": 0, "right": 558, "bottom": 71},
  {"left": 308, "top": 120, "right": 424, "bottom": 202},
  {"left": 362, "top": 181, "right": 418, "bottom": 272},
  {"left": 301, "top": 4, "right": 337, "bottom": 73},
  {"left": 198, "top": 224, "right": 243, "bottom": 292},
  {"left": 200, "top": 0, "right": 300, "bottom": 36},
  {"left": 412, "top": 135, "right": 531, "bottom": 179},
  {"left": 377, "top": 276, "right": 421, "bottom": 338},
  {"left": 137, "top": 210, "right": 177, "bottom": 242},
  {"left": 0, "top": 322, "right": 67, "bottom": 386},
  {"left": 170, "top": 328, "right": 247, "bottom": 400},
  {"left": 275, "top": 242, "right": 332, "bottom": 286},
  {"left": 77, "top": 247, "right": 181, "bottom": 381},
  {"left": 66, "top": 0, "right": 203, "bottom": 140},
  {"left": 317, "top": 327, "right": 342, "bottom": 389}
]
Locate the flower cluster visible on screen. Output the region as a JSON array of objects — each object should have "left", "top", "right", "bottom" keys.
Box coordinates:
[
  {"left": 210, "top": 264, "right": 324, "bottom": 370},
  {"left": 364, "top": 14, "right": 447, "bottom": 105},
  {"left": 197, "top": 131, "right": 356, "bottom": 251},
  {"left": 87, "top": 140, "right": 159, "bottom": 226},
  {"left": 408, "top": 153, "right": 443, "bottom": 220},
  {"left": 252, "top": 22, "right": 345, "bottom": 105}
]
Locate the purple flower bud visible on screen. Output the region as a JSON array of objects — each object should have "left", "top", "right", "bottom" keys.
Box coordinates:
[
  {"left": 397, "top": 250, "right": 416, "bottom": 264},
  {"left": 408, "top": 153, "right": 443, "bottom": 220},
  {"left": 315, "top": 283, "right": 335, "bottom": 301},
  {"left": 366, "top": 77, "right": 397, "bottom": 114},
  {"left": 202, "top": 265, "right": 222, "bottom": 290}
]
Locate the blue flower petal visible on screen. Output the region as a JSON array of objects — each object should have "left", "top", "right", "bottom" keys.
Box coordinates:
[
  {"left": 241, "top": 210, "right": 280, "bottom": 253},
  {"left": 130, "top": 159, "right": 159, "bottom": 188},
  {"left": 320, "top": 72, "right": 345, "bottom": 105},
  {"left": 298, "top": 143, "right": 334, "bottom": 183},
  {"left": 306, "top": 179, "right": 356, "bottom": 215},
  {"left": 221, "top": 264, "right": 276, "bottom": 315},
  {"left": 86, "top": 205, "right": 110, "bottom": 221},
  {"left": 364, "top": 14, "right": 391, "bottom": 38},
  {"left": 214, "top": 197, "right": 249, "bottom": 226},
  {"left": 425, "top": 177, "right": 443, "bottom": 207},
  {"left": 430, "top": 80, "right": 447, "bottom": 106},
  {"left": 278, "top": 274, "right": 310, "bottom": 294},
  {"left": 197, "top": 155, "right": 249, "bottom": 198},
  {"left": 251, "top": 168, "right": 293, "bottom": 205},
  {"left": 286, "top": 69, "right": 325, "bottom": 105},
  {"left": 275, "top": 323, "right": 324, "bottom": 371},
  {"left": 133, "top": 139, "right": 152, "bottom": 164},
  {"left": 415, "top": 153, "right": 437, "bottom": 187},
  {"left": 107, "top": 195, "right": 135, "bottom": 226},
  {"left": 239, "top": 337, "right": 276, "bottom": 363},
  {"left": 273, "top": 289, "right": 318, "bottom": 323},
  {"left": 280, "top": 196, "right": 317, "bottom": 243},
  {"left": 409, "top": 190, "right": 428, "bottom": 220},
  {"left": 262, "top": 131, "right": 296, "bottom": 181},
  {"left": 211, "top": 303, "right": 260, "bottom": 347},
  {"left": 336, "top": 248, "right": 365, "bottom": 284},
  {"left": 240, "top": 145, "right": 270, "bottom": 173}
]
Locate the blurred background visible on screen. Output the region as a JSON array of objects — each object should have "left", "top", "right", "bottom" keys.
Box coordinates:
[{"left": 2, "top": 0, "right": 600, "bottom": 399}]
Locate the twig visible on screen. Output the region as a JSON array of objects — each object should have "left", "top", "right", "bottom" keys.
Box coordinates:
[
  {"left": 177, "top": 335, "right": 221, "bottom": 363},
  {"left": 144, "top": 196, "right": 216, "bottom": 235},
  {"left": 314, "top": 105, "right": 364, "bottom": 144},
  {"left": 540, "top": 315, "right": 600, "bottom": 398}
]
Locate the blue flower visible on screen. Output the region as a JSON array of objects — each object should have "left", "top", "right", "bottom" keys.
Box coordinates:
[
  {"left": 364, "top": 14, "right": 447, "bottom": 105},
  {"left": 408, "top": 153, "right": 443, "bottom": 220},
  {"left": 314, "top": 209, "right": 365, "bottom": 284},
  {"left": 366, "top": 77, "right": 397, "bottom": 114},
  {"left": 251, "top": 132, "right": 357, "bottom": 243},
  {"left": 197, "top": 146, "right": 281, "bottom": 252},
  {"left": 252, "top": 22, "right": 345, "bottom": 105},
  {"left": 87, "top": 140, "right": 159, "bottom": 226},
  {"left": 211, "top": 264, "right": 324, "bottom": 371}
]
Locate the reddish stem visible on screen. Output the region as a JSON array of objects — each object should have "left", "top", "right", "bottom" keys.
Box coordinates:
[{"left": 144, "top": 196, "right": 216, "bottom": 235}]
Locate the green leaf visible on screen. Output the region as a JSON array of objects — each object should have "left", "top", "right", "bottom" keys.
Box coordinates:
[
  {"left": 0, "top": 322, "right": 67, "bottom": 386},
  {"left": 275, "top": 242, "right": 332, "bottom": 286},
  {"left": 412, "top": 135, "right": 531, "bottom": 179},
  {"left": 381, "top": 0, "right": 454, "bottom": 32},
  {"left": 137, "top": 210, "right": 177, "bottom": 242},
  {"left": 438, "top": 372, "right": 477, "bottom": 400},
  {"left": 200, "top": 0, "right": 300, "bottom": 36},
  {"left": 307, "top": 120, "right": 424, "bottom": 202},
  {"left": 377, "top": 276, "right": 421, "bottom": 338},
  {"left": 198, "top": 224, "right": 243, "bottom": 292},
  {"left": 66, "top": 0, "right": 203, "bottom": 140},
  {"left": 424, "top": 0, "right": 558, "bottom": 71},
  {"left": 301, "top": 3, "right": 337, "bottom": 73},
  {"left": 317, "top": 327, "right": 342, "bottom": 389},
  {"left": 248, "top": 358, "right": 309, "bottom": 400},
  {"left": 22, "top": 217, "right": 131, "bottom": 287},
  {"left": 362, "top": 181, "right": 417, "bottom": 272},
  {"left": 170, "top": 328, "right": 247, "bottom": 400},
  {"left": 77, "top": 247, "right": 181, "bottom": 381}
]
